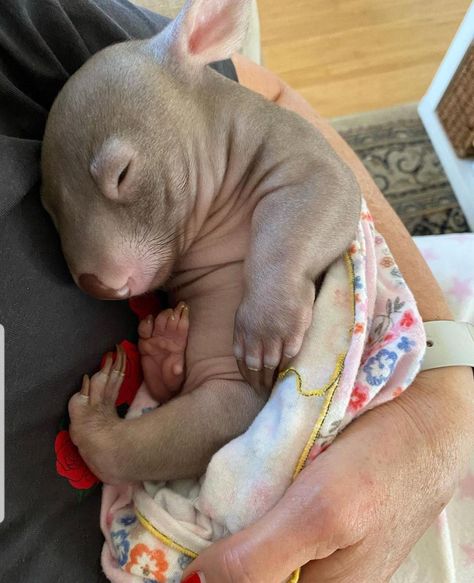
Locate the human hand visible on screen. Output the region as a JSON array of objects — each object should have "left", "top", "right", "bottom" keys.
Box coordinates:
[{"left": 181, "top": 366, "right": 474, "bottom": 583}]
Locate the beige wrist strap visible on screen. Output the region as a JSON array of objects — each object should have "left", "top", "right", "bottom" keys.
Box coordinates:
[{"left": 421, "top": 320, "right": 474, "bottom": 371}]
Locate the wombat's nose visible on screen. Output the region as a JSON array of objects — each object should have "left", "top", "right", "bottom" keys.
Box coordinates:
[{"left": 78, "top": 273, "right": 130, "bottom": 300}]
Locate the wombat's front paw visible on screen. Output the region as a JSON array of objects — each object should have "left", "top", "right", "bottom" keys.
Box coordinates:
[
  {"left": 68, "top": 346, "right": 126, "bottom": 484},
  {"left": 233, "top": 276, "right": 316, "bottom": 391}
]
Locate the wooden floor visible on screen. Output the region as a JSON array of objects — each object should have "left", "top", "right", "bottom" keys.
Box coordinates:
[{"left": 258, "top": 0, "right": 471, "bottom": 117}]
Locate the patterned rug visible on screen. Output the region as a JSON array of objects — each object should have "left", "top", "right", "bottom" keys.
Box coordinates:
[{"left": 331, "top": 104, "right": 470, "bottom": 236}]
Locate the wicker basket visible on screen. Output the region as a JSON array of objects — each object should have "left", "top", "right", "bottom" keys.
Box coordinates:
[{"left": 437, "top": 43, "right": 474, "bottom": 158}]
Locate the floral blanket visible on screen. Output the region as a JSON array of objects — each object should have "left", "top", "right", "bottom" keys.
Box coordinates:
[{"left": 95, "top": 200, "right": 426, "bottom": 583}]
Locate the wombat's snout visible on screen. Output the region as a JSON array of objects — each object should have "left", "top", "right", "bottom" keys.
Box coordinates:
[{"left": 78, "top": 273, "right": 131, "bottom": 300}]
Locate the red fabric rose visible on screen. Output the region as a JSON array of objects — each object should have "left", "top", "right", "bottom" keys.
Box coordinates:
[
  {"left": 54, "top": 430, "right": 99, "bottom": 490},
  {"left": 128, "top": 293, "right": 161, "bottom": 321}
]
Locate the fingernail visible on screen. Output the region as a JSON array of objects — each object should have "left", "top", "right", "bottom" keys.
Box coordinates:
[
  {"left": 233, "top": 345, "right": 243, "bottom": 360},
  {"left": 182, "top": 572, "right": 205, "bottom": 583},
  {"left": 245, "top": 356, "right": 262, "bottom": 370}
]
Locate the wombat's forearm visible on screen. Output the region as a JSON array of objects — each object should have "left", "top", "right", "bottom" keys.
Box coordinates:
[
  {"left": 245, "top": 121, "right": 361, "bottom": 298},
  {"left": 110, "top": 379, "right": 267, "bottom": 482}
]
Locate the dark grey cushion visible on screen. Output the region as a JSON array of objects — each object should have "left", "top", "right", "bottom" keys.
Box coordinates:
[{"left": 0, "top": 1, "right": 236, "bottom": 581}]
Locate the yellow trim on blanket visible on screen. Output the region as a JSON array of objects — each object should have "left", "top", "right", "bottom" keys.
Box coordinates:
[
  {"left": 136, "top": 509, "right": 198, "bottom": 559},
  {"left": 278, "top": 252, "right": 355, "bottom": 400},
  {"left": 288, "top": 567, "right": 301, "bottom": 583},
  {"left": 278, "top": 354, "right": 346, "bottom": 398},
  {"left": 291, "top": 375, "right": 340, "bottom": 479},
  {"left": 290, "top": 251, "right": 355, "bottom": 478},
  {"left": 288, "top": 252, "right": 355, "bottom": 583}
]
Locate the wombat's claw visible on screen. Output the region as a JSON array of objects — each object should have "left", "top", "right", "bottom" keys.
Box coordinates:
[{"left": 138, "top": 301, "right": 190, "bottom": 403}]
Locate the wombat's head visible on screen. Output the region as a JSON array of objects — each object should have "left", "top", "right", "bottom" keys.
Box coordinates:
[{"left": 41, "top": 0, "right": 249, "bottom": 299}]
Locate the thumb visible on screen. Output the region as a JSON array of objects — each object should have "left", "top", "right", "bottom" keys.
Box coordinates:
[
  {"left": 180, "top": 466, "right": 341, "bottom": 583},
  {"left": 181, "top": 526, "right": 302, "bottom": 583}
]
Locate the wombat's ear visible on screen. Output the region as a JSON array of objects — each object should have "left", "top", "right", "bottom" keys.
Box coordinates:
[
  {"left": 157, "top": 0, "right": 250, "bottom": 66},
  {"left": 90, "top": 138, "right": 137, "bottom": 202}
]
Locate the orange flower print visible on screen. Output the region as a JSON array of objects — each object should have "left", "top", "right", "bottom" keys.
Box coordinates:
[
  {"left": 126, "top": 543, "right": 168, "bottom": 582},
  {"left": 354, "top": 322, "right": 364, "bottom": 334},
  {"left": 349, "top": 384, "right": 369, "bottom": 413},
  {"left": 380, "top": 256, "right": 394, "bottom": 268},
  {"left": 349, "top": 243, "right": 358, "bottom": 255},
  {"left": 361, "top": 211, "right": 373, "bottom": 222},
  {"left": 393, "top": 387, "right": 403, "bottom": 398}
]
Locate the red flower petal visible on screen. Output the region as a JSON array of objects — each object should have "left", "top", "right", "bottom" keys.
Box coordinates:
[
  {"left": 54, "top": 430, "right": 99, "bottom": 490},
  {"left": 400, "top": 310, "right": 415, "bottom": 328},
  {"left": 349, "top": 385, "right": 369, "bottom": 413},
  {"left": 128, "top": 293, "right": 161, "bottom": 321}
]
